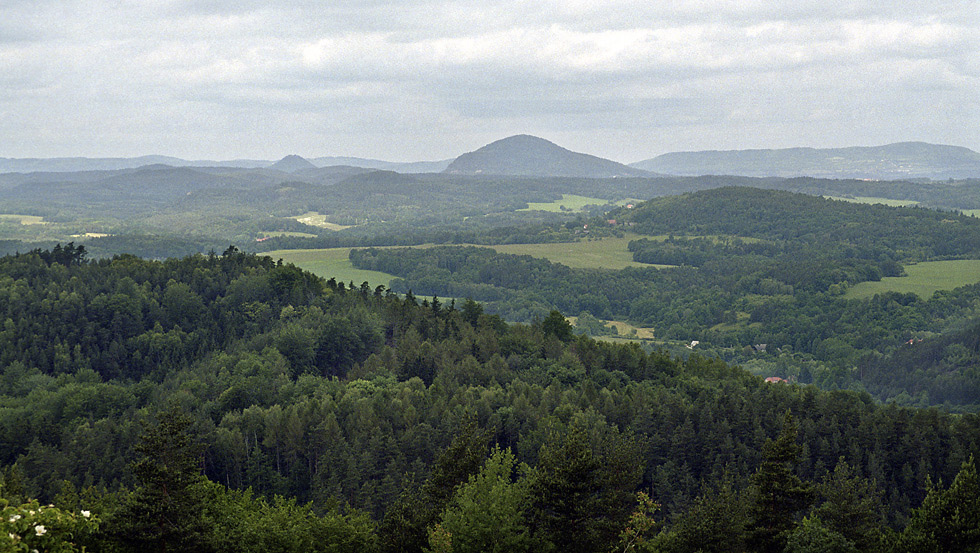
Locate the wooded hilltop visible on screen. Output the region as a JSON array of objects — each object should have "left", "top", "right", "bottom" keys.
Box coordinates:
[{"left": 1, "top": 247, "right": 978, "bottom": 552}]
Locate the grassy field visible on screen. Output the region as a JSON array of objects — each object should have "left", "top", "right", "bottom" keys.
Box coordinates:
[
  {"left": 825, "top": 196, "right": 919, "bottom": 207},
  {"left": 519, "top": 194, "right": 612, "bottom": 213},
  {"left": 290, "top": 212, "right": 352, "bottom": 231},
  {"left": 260, "top": 231, "right": 319, "bottom": 238},
  {"left": 265, "top": 234, "right": 670, "bottom": 287},
  {"left": 962, "top": 209, "right": 980, "bottom": 218},
  {"left": 488, "top": 236, "right": 664, "bottom": 270},
  {"left": 846, "top": 259, "right": 980, "bottom": 299},
  {"left": 0, "top": 214, "right": 46, "bottom": 225},
  {"left": 265, "top": 248, "right": 397, "bottom": 287}
]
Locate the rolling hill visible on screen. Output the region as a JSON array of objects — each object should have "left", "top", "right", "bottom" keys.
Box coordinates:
[
  {"left": 444, "top": 135, "right": 652, "bottom": 178},
  {"left": 632, "top": 142, "right": 980, "bottom": 179}
]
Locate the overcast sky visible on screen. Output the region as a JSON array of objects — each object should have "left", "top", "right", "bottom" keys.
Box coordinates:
[{"left": 2, "top": 0, "right": 978, "bottom": 162}]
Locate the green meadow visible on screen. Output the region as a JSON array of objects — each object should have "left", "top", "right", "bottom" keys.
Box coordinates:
[
  {"left": 259, "top": 231, "right": 319, "bottom": 239},
  {"left": 290, "top": 212, "right": 352, "bottom": 231},
  {"left": 846, "top": 259, "right": 980, "bottom": 299},
  {"left": 519, "top": 194, "right": 611, "bottom": 213},
  {"left": 0, "top": 214, "right": 46, "bottom": 225},
  {"left": 265, "top": 248, "right": 397, "bottom": 287},
  {"left": 825, "top": 196, "right": 919, "bottom": 207},
  {"left": 488, "top": 236, "right": 657, "bottom": 270},
  {"left": 267, "top": 235, "right": 667, "bottom": 280}
]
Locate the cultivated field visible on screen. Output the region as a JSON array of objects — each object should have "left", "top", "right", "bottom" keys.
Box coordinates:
[
  {"left": 259, "top": 231, "right": 319, "bottom": 239},
  {"left": 290, "top": 212, "right": 352, "bottom": 231},
  {"left": 0, "top": 214, "right": 46, "bottom": 225},
  {"left": 265, "top": 248, "right": 396, "bottom": 287},
  {"left": 488, "top": 236, "right": 655, "bottom": 270},
  {"left": 825, "top": 196, "right": 919, "bottom": 207},
  {"left": 846, "top": 259, "right": 980, "bottom": 299},
  {"left": 268, "top": 235, "right": 667, "bottom": 278},
  {"left": 520, "top": 194, "right": 612, "bottom": 213}
]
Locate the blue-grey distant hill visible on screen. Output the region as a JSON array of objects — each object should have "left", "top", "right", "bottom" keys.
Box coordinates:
[
  {"left": 445, "top": 135, "right": 652, "bottom": 178},
  {"left": 0, "top": 155, "right": 451, "bottom": 174},
  {"left": 268, "top": 155, "right": 317, "bottom": 173},
  {"left": 631, "top": 142, "right": 980, "bottom": 180}
]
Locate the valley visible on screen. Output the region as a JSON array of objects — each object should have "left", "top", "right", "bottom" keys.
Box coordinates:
[{"left": 3, "top": 135, "right": 980, "bottom": 553}]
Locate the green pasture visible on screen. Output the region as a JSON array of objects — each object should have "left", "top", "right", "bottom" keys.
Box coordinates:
[
  {"left": 290, "top": 212, "right": 352, "bottom": 231},
  {"left": 0, "top": 214, "right": 46, "bottom": 225},
  {"left": 265, "top": 248, "right": 397, "bottom": 287},
  {"left": 519, "top": 194, "right": 611, "bottom": 213},
  {"left": 846, "top": 259, "right": 980, "bottom": 300},
  {"left": 265, "top": 234, "right": 669, "bottom": 286},
  {"left": 825, "top": 196, "right": 919, "bottom": 207},
  {"left": 961, "top": 209, "right": 980, "bottom": 218},
  {"left": 260, "top": 231, "right": 318, "bottom": 239},
  {"left": 488, "top": 236, "right": 666, "bottom": 270}
]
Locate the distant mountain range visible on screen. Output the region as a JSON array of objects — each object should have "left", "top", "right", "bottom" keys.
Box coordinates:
[
  {"left": 4, "top": 138, "right": 980, "bottom": 180},
  {"left": 0, "top": 155, "right": 451, "bottom": 175},
  {"left": 631, "top": 142, "right": 980, "bottom": 180}
]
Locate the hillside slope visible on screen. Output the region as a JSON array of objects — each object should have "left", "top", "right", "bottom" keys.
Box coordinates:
[
  {"left": 445, "top": 135, "right": 651, "bottom": 178},
  {"left": 632, "top": 142, "right": 980, "bottom": 179}
]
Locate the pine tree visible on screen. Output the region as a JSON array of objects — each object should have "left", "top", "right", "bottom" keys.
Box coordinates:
[
  {"left": 747, "top": 412, "right": 814, "bottom": 553},
  {"left": 895, "top": 456, "right": 980, "bottom": 553},
  {"left": 109, "top": 405, "right": 212, "bottom": 553}
]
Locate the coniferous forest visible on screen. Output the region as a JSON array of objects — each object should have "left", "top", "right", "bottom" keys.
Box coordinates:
[{"left": 1, "top": 247, "right": 979, "bottom": 552}]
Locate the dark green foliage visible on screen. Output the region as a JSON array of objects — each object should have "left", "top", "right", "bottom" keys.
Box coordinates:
[
  {"left": 651, "top": 483, "right": 749, "bottom": 553},
  {"left": 894, "top": 457, "right": 980, "bottom": 553},
  {"left": 541, "top": 310, "right": 573, "bottom": 342},
  {"left": 2, "top": 248, "right": 980, "bottom": 551},
  {"left": 747, "top": 413, "right": 814, "bottom": 553},
  {"left": 108, "top": 406, "right": 211, "bottom": 553},
  {"left": 527, "top": 417, "right": 642, "bottom": 553},
  {"left": 811, "top": 458, "right": 886, "bottom": 551},
  {"left": 378, "top": 421, "right": 491, "bottom": 553}
]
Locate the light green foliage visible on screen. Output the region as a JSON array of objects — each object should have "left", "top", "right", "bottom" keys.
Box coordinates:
[
  {"left": 784, "top": 516, "right": 858, "bottom": 553},
  {"left": 205, "top": 485, "right": 378, "bottom": 553},
  {"left": 434, "top": 446, "right": 534, "bottom": 553},
  {"left": 0, "top": 498, "right": 99, "bottom": 553},
  {"left": 894, "top": 457, "right": 980, "bottom": 553},
  {"left": 379, "top": 422, "right": 491, "bottom": 553},
  {"left": 613, "top": 492, "right": 659, "bottom": 553}
]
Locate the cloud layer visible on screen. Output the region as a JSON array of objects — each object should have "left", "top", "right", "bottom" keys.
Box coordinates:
[{"left": 2, "top": 0, "right": 978, "bottom": 162}]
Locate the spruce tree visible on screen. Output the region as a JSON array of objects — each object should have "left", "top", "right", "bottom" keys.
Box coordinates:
[{"left": 747, "top": 412, "right": 814, "bottom": 553}]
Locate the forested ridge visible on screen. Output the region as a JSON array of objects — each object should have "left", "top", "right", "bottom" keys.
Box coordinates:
[
  {"left": 350, "top": 187, "right": 980, "bottom": 410},
  {"left": 1, "top": 247, "right": 979, "bottom": 552}
]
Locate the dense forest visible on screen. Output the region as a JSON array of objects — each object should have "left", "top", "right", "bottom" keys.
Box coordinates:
[
  {"left": 1, "top": 247, "right": 979, "bottom": 552},
  {"left": 348, "top": 188, "right": 980, "bottom": 410}
]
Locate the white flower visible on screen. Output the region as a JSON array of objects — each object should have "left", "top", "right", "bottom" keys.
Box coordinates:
[
  {"left": 34, "top": 525, "right": 46, "bottom": 536},
  {"left": 8, "top": 533, "right": 16, "bottom": 540},
  {"left": 8, "top": 515, "right": 20, "bottom": 522},
  {"left": 81, "top": 510, "right": 91, "bottom": 517}
]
